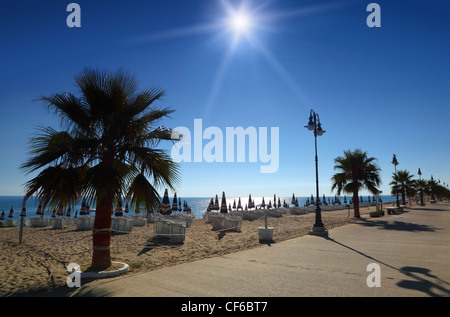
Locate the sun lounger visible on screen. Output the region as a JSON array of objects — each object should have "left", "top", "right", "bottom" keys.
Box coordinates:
[
  {"left": 76, "top": 216, "right": 95, "bottom": 230},
  {"left": 154, "top": 219, "right": 186, "bottom": 242},
  {"left": 211, "top": 215, "right": 242, "bottom": 232}
]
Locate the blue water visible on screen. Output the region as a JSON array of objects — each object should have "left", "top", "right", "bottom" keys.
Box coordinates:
[{"left": 0, "top": 195, "right": 397, "bottom": 221}]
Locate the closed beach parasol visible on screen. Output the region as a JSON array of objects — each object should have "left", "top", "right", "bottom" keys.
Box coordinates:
[
  {"left": 0, "top": 210, "right": 5, "bottom": 220},
  {"left": 36, "top": 203, "right": 43, "bottom": 215},
  {"left": 8, "top": 206, "right": 13, "bottom": 218},
  {"left": 232, "top": 199, "right": 236, "bottom": 210},
  {"left": 183, "top": 200, "right": 191, "bottom": 213},
  {"left": 115, "top": 200, "right": 123, "bottom": 217},
  {"left": 214, "top": 194, "right": 220, "bottom": 211},
  {"left": 161, "top": 189, "right": 172, "bottom": 215},
  {"left": 292, "top": 193, "right": 296, "bottom": 204},
  {"left": 220, "top": 191, "right": 228, "bottom": 213},
  {"left": 172, "top": 192, "right": 178, "bottom": 212},
  {"left": 66, "top": 206, "right": 71, "bottom": 217},
  {"left": 261, "top": 197, "right": 266, "bottom": 209},
  {"left": 125, "top": 201, "right": 130, "bottom": 213},
  {"left": 207, "top": 198, "right": 213, "bottom": 212},
  {"left": 80, "top": 198, "right": 88, "bottom": 215},
  {"left": 237, "top": 197, "right": 242, "bottom": 210},
  {"left": 248, "top": 194, "right": 254, "bottom": 209}
]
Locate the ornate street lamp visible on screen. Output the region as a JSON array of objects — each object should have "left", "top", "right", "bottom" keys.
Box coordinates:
[
  {"left": 305, "top": 109, "right": 327, "bottom": 236},
  {"left": 391, "top": 154, "right": 399, "bottom": 207},
  {"left": 418, "top": 168, "right": 425, "bottom": 206}
]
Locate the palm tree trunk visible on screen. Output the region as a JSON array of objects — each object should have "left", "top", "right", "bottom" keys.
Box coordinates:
[
  {"left": 353, "top": 191, "right": 360, "bottom": 218},
  {"left": 401, "top": 189, "right": 406, "bottom": 205},
  {"left": 91, "top": 194, "right": 113, "bottom": 270}
]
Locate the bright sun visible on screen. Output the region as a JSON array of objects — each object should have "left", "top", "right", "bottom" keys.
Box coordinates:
[
  {"left": 230, "top": 12, "right": 251, "bottom": 33},
  {"left": 228, "top": 11, "right": 252, "bottom": 37}
]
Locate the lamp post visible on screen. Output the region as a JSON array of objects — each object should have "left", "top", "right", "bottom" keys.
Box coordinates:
[
  {"left": 418, "top": 168, "right": 425, "bottom": 206},
  {"left": 305, "top": 109, "right": 328, "bottom": 236},
  {"left": 430, "top": 175, "right": 436, "bottom": 202},
  {"left": 392, "top": 154, "right": 399, "bottom": 208}
]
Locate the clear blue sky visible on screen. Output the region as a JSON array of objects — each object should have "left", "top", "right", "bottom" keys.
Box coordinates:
[{"left": 1, "top": 0, "right": 449, "bottom": 198}]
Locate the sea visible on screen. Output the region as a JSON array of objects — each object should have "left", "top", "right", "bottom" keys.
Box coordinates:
[{"left": 0, "top": 195, "right": 398, "bottom": 222}]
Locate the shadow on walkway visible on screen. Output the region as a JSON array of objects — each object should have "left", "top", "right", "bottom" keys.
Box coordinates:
[
  {"left": 323, "top": 235, "right": 449, "bottom": 297},
  {"left": 354, "top": 220, "right": 437, "bottom": 233}
]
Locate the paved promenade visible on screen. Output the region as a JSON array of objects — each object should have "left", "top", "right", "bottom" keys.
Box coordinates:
[{"left": 69, "top": 202, "right": 450, "bottom": 297}]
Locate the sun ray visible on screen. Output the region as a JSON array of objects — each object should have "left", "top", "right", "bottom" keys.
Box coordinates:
[
  {"left": 204, "top": 46, "right": 234, "bottom": 119},
  {"left": 247, "top": 36, "right": 312, "bottom": 108},
  {"left": 128, "top": 23, "right": 223, "bottom": 45}
]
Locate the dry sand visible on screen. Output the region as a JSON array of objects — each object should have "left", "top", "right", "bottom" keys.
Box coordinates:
[{"left": 0, "top": 204, "right": 389, "bottom": 296}]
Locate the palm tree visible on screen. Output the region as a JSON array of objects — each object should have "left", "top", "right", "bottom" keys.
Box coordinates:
[
  {"left": 331, "top": 149, "right": 381, "bottom": 218},
  {"left": 415, "top": 179, "right": 428, "bottom": 206},
  {"left": 390, "top": 170, "right": 415, "bottom": 205},
  {"left": 21, "top": 68, "right": 180, "bottom": 269},
  {"left": 427, "top": 177, "right": 438, "bottom": 202}
]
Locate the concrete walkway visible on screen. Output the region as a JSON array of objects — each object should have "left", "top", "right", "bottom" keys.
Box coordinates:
[{"left": 69, "top": 203, "right": 450, "bottom": 297}]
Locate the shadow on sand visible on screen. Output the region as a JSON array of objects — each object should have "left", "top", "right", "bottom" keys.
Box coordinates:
[{"left": 138, "top": 236, "right": 184, "bottom": 256}]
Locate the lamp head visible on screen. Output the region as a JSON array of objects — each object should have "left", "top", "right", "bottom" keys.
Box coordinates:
[
  {"left": 305, "top": 113, "right": 315, "bottom": 131},
  {"left": 391, "top": 154, "right": 398, "bottom": 165},
  {"left": 316, "top": 122, "right": 325, "bottom": 136}
]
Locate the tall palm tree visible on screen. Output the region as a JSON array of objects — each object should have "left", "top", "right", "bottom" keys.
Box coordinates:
[
  {"left": 390, "top": 170, "right": 415, "bottom": 205},
  {"left": 331, "top": 149, "right": 381, "bottom": 218},
  {"left": 427, "top": 177, "right": 439, "bottom": 202},
  {"left": 415, "top": 179, "right": 428, "bottom": 206},
  {"left": 21, "top": 68, "right": 180, "bottom": 269}
]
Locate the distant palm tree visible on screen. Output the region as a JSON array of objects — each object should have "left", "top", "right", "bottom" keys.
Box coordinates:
[
  {"left": 427, "top": 177, "right": 439, "bottom": 202},
  {"left": 331, "top": 149, "right": 381, "bottom": 218},
  {"left": 21, "top": 68, "right": 180, "bottom": 269},
  {"left": 390, "top": 170, "right": 415, "bottom": 205},
  {"left": 415, "top": 179, "right": 428, "bottom": 205}
]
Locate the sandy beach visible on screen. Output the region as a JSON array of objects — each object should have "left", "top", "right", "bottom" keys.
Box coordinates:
[{"left": 0, "top": 204, "right": 395, "bottom": 296}]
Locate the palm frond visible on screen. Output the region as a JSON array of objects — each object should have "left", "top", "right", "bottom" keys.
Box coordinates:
[{"left": 126, "top": 173, "right": 161, "bottom": 214}]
